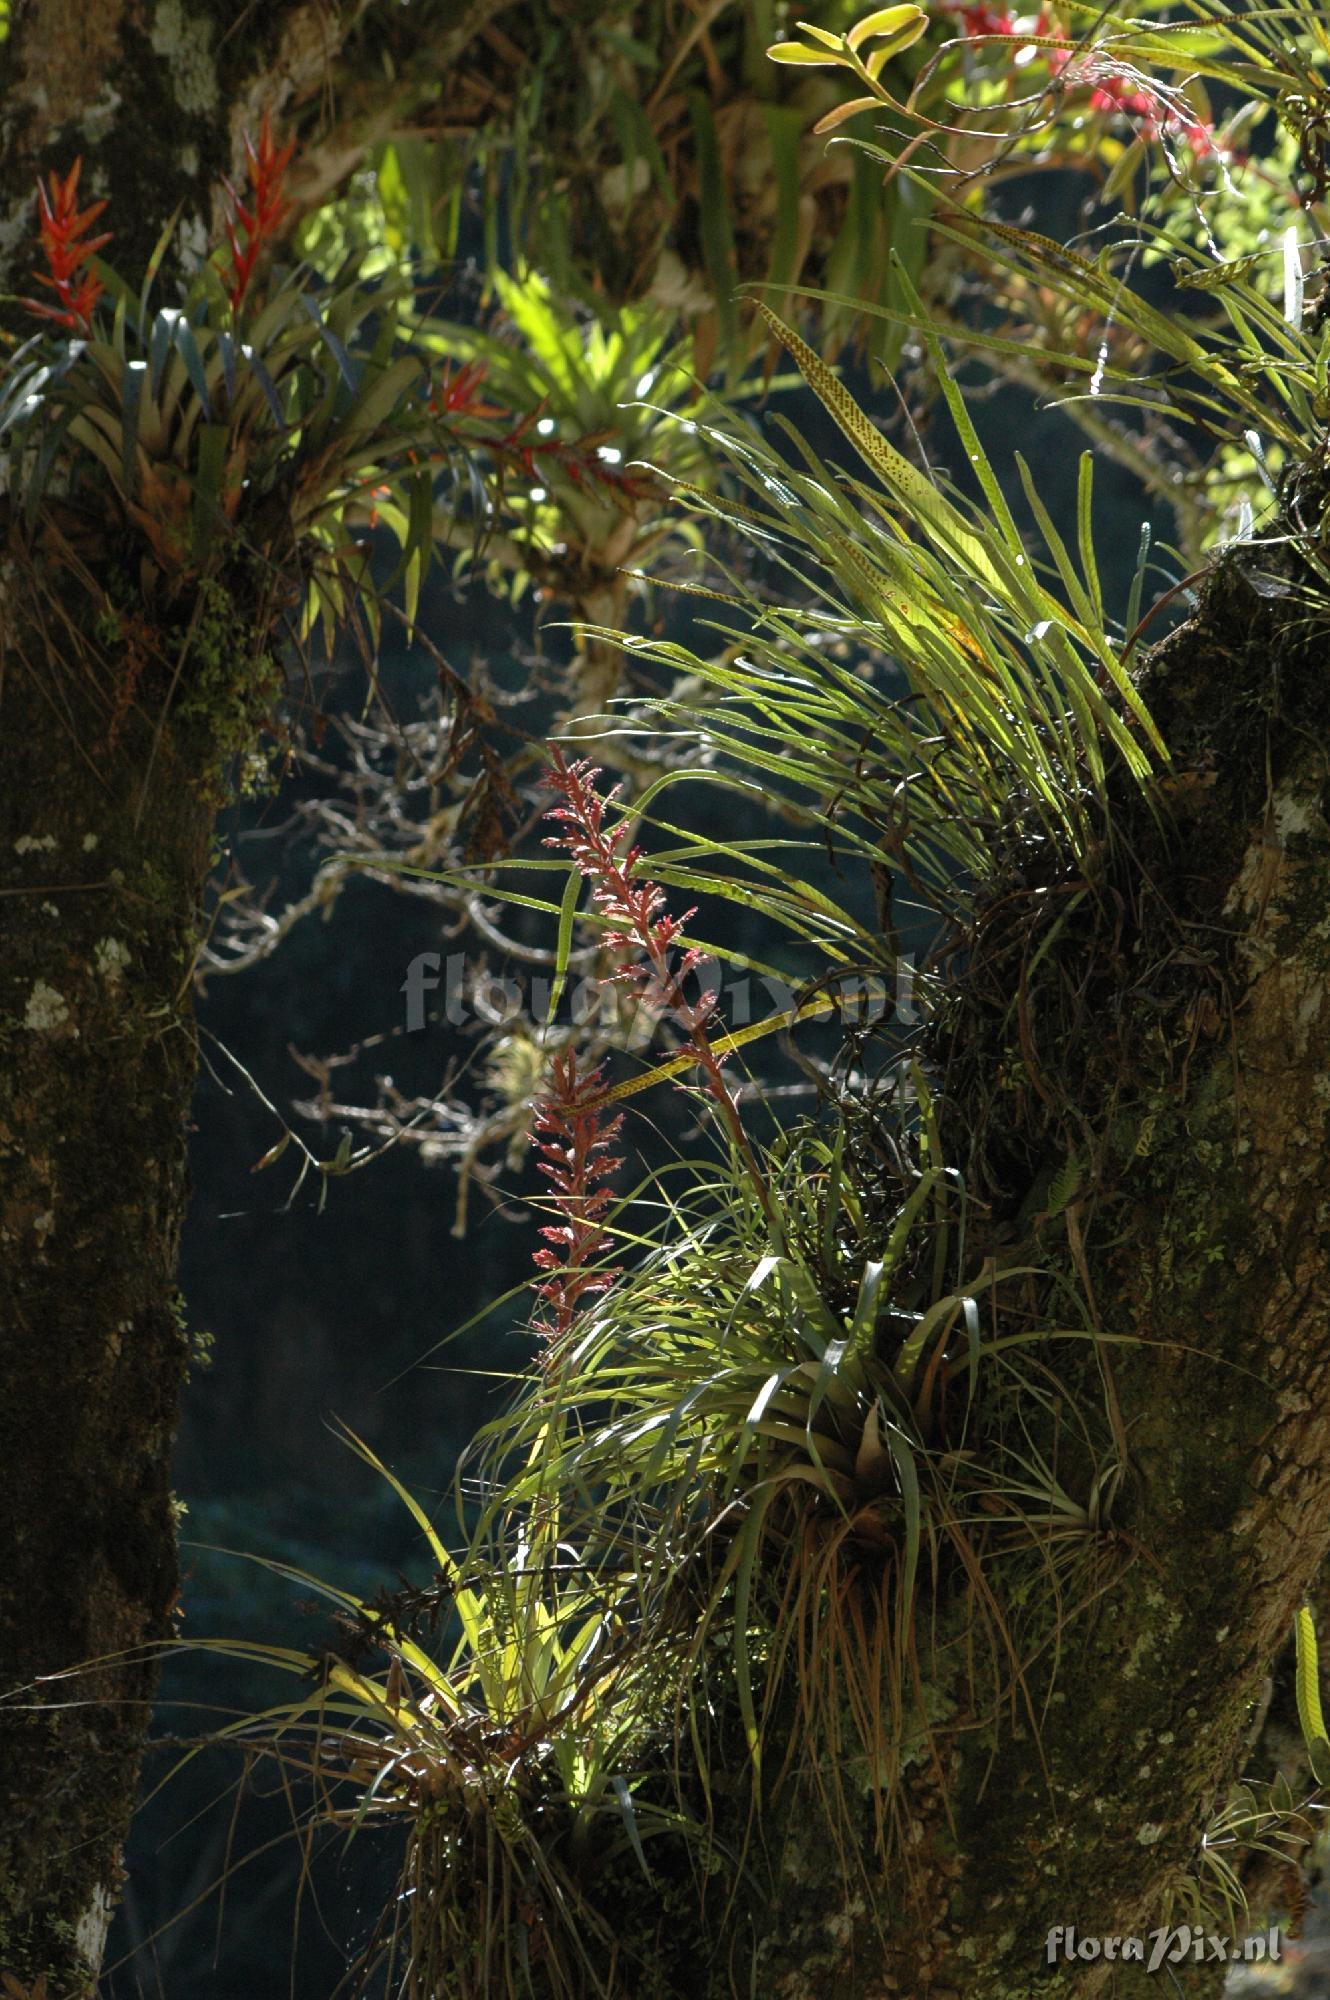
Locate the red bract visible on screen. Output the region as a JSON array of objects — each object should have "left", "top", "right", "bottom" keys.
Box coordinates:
[
  {"left": 220, "top": 112, "right": 295, "bottom": 311},
  {"left": 541, "top": 747, "right": 771, "bottom": 1227},
  {"left": 22, "top": 157, "right": 110, "bottom": 333},
  {"left": 543, "top": 747, "right": 717, "bottom": 1035},
  {"left": 531, "top": 1047, "right": 624, "bottom": 1348},
  {"left": 499, "top": 407, "right": 546, "bottom": 483},
  {"left": 430, "top": 359, "right": 507, "bottom": 420}
]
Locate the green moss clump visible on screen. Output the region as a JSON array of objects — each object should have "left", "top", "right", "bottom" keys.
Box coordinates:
[{"left": 174, "top": 577, "right": 282, "bottom": 798}]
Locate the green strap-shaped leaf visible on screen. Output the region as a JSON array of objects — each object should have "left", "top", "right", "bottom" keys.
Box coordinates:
[
  {"left": 754, "top": 301, "right": 1009, "bottom": 597},
  {"left": 300, "top": 293, "right": 360, "bottom": 389},
  {"left": 171, "top": 315, "right": 212, "bottom": 416},
  {"left": 546, "top": 863, "right": 583, "bottom": 1028},
  {"left": 1295, "top": 1604, "right": 1330, "bottom": 1783}
]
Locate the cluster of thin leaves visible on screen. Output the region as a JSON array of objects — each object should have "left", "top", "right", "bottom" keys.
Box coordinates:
[{"left": 411, "top": 267, "right": 711, "bottom": 622}]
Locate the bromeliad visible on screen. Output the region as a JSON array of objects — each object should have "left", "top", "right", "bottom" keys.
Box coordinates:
[
  {"left": 219, "top": 112, "right": 295, "bottom": 311},
  {"left": 21, "top": 157, "right": 110, "bottom": 333}
]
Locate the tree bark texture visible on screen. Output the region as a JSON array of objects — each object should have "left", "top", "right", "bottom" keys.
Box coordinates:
[
  {"left": 0, "top": 2, "right": 554, "bottom": 1986},
  {"left": 0, "top": 575, "right": 218, "bottom": 1993},
  {"left": 0, "top": 2, "right": 345, "bottom": 1990}
]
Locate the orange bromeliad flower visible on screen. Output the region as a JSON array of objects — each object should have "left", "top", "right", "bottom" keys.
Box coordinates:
[
  {"left": 23, "top": 157, "right": 111, "bottom": 333},
  {"left": 219, "top": 112, "right": 295, "bottom": 311}
]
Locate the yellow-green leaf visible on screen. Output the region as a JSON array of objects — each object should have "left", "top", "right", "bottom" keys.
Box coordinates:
[
  {"left": 1296, "top": 1604, "right": 1330, "bottom": 1784},
  {"left": 813, "top": 95, "right": 883, "bottom": 133},
  {"left": 846, "top": 4, "right": 926, "bottom": 52},
  {"left": 794, "top": 19, "right": 845, "bottom": 48},
  {"left": 753, "top": 301, "right": 1003, "bottom": 593},
  {"left": 766, "top": 39, "right": 845, "bottom": 64}
]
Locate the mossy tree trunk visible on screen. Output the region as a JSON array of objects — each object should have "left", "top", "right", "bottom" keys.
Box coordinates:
[
  {"left": 0, "top": 3, "right": 348, "bottom": 1991},
  {"left": 0, "top": 575, "right": 222, "bottom": 1995},
  {"left": 917, "top": 543, "right": 1330, "bottom": 1998}
]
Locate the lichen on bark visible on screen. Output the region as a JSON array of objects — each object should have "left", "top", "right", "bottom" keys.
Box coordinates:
[
  {"left": 0, "top": 8, "right": 347, "bottom": 1987},
  {"left": 0, "top": 445, "right": 316, "bottom": 1982}
]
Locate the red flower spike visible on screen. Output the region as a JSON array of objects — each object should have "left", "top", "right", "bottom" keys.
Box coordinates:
[
  {"left": 543, "top": 750, "right": 711, "bottom": 1022},
  {"left": 539, "top": 746, "right": 773, "bottom": 1197},
  {"left": 530, "top": 1047, "right": 624, "bottom": 1350},
  {"left": 219, "top": 111, "right": 295, "bottom": 312},
  {"left": 22, "top": 157, "right": 111, "bottom": 333}
]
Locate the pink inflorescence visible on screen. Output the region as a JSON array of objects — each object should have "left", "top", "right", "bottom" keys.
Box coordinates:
[
  {"left": 530, "top": 1046, "right": 624, "bottom": 1347},
  {"left": 541, "top": 746, "right": 718, "bottom": 1036},
  {"left": 536, "top": 744, "right": 768, "bottom": 1270}
]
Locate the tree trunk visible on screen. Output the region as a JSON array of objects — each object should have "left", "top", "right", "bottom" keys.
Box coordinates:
[
  {"left": 918, "top": 537, "right": 1330, "bottom": 1997},
  {"left": 0, "top": 576, "right": 220, "bottom": 1994},
  {"left": 0, "top": 3, "right": 346, "bottom": 1990}
]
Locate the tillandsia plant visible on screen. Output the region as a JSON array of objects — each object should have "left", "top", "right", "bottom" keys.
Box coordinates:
[
  {"left": 0, "top": 120, "right": 516, "bottom": 657},
  {"left": 445, "top": 739, "right": 808, "bottom": 1240},
  {"left": 415, "top": 270, "right": 705, "bottom": 612},
  {"left": 169, "top": 1426, "right": 682, "bottom": 2000},
  {"left": 474, "top": 1096, "right": 1113, "bottom": 1872},
  {"left": 407, "top": 270, "right": 749, "bottom": 750},
  {"left": 563, "top": 285, "right": 1166, "bottom": 968}
]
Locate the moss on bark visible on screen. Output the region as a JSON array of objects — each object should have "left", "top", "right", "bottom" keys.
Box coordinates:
[{"left": 0, "top": 506, "right": 302, "bottom": 1989}]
